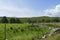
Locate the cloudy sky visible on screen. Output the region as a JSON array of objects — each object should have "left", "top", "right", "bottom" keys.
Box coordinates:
[{"left": 0, "top": 0, "right": 60, "bottom": 17}]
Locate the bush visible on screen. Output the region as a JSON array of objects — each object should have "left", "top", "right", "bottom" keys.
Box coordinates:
[
  {"left": 10, "top": 27, "right": 13, "bottom": 30},
  {"left": 21, "top": 28, "right": 25, "bottom": 32},
  {"left": 28, "top": 24, "right": 39, "bottom": 27},
  {"left": 13, "top": 29, "right": 18, "bottom": 33}
]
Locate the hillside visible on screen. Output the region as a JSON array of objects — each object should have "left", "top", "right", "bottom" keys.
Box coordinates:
[
  {"left": 0, "top": 23, "right": 60, "bottom": 40},
  {"left": 0, "top": 23, "right": 50, "bottom": 40},
  {"left": 0, "top": 16, "right": 60, "bottom": 23}
]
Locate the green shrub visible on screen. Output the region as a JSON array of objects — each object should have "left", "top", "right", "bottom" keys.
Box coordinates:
[{"left": 10, "top": 26, "right": 13, "bottom": 30}]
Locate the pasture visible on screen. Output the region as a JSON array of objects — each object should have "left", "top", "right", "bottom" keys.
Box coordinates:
[{"left": 0, "top": 23, "right": 60, "bottom": 40}]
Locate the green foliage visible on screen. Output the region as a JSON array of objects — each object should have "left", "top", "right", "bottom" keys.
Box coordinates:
[
  {"left": 0, "top": 23, "right": 60, "bottom": 40},
  {"left": 9, "top": 18, "right": 16, "bottom": 23},
  {"left": 53, "top": 17, "right": 60, "bottom": 22},
  {"left": 10, "top": 27, "right": 13, "bottom": 30},
  {"left": 0, "top": 23, "right": 50, "bottom": 40},
  {"left": 1, "top": 16, "right": 8, "bottom": 23},
  {"left": 0, "top": 16, "right": 60, "bottom": 23},
  {"left": 15, "top": 18, "right": 21, "bottom": 23}
]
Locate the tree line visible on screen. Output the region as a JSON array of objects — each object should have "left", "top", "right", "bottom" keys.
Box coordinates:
[
  {"left": 0, "top": 16, "right": 60, "bottom": 23},
  {"left": 1, "top": 16, "right": 21, "bottom": 23}
]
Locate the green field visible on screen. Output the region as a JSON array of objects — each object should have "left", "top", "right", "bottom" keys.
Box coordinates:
[{"left": 0, "top": 23, "right": 60, "bottom": 40}]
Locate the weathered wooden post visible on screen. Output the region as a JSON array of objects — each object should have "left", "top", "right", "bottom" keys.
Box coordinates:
[
  {"left": 2, "top": 16, "right": 8, "bottom": 40},
  {"left": 4, "top": 23, "right": 6, "bottom": 40}
]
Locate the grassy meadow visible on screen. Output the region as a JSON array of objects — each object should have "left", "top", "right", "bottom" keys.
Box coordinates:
[{"left": 0, "top": 23, "right": 60, "bottom": 40}]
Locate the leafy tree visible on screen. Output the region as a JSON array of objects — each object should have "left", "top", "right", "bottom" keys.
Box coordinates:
[
  {"left": 53, "top": 18, "right": 60, "bottom": 22},
  {"left": 1, "top": 16, "right": 8, "bottom": 23},
  {"left": 41, "top": 19, "right": 45, "bottom": 22},
  {"left": 9, "top": 18, "right": 16, "bottom": 23},
  {"left": 27, "top": 18, "right": 31, "bottom": 24},
  {"left": 15, "top": 18, "right": 21, "bottom": 23}
]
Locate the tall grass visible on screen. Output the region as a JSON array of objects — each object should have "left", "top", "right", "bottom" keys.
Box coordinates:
[{"left": 0, "top": 23, "right": 59, "bottom": 40}]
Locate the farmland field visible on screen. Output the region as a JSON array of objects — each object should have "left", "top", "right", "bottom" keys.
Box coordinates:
[{"left": 0, "top": 23, "right": 60, "bottom": 40}]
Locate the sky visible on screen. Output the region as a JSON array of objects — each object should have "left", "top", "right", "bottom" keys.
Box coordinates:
[{"left": 0, "top": 0, "right": 60, "bottom": 17}]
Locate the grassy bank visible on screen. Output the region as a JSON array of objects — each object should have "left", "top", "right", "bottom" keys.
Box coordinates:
[{"left": 0, "top": 23, "right": 60, "bottom": 40}]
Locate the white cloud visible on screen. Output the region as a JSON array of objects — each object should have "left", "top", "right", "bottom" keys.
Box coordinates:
[
  {"left": 0, "top": 4, "right": 39, "bottom": 17},
  {"left": 0, "top": 0, "right": 35, "bottom": 17},
  {"left": 0, "top": 0, "right": 60, "bottom": 17},
  {"left": 43, "top": 4, "right": 60, "bottom": 17},
  {"left": 0, "top": 4, "right": 60, "bottom": 17}
]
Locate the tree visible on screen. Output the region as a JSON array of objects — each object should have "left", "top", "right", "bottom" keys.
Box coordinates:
[
  {"left": 41, "top": 19, "right": 45, "bottom": 22},
  {"left": 27, "top": 18, "right": 31, "bottom": 24},
  {"left": 15, "top": 18, "right": 21, "bottom": 23},
  {"left": 53, "top": 18, "right": 60, "bottom": 22},
  {"left": 1, "top": 16, "right": 8, "bottom": 23},
  {"left": 1, "top": 16, "right": 8, "bottom": 40},
  {"left": 9, "top": 18, "right": 16, "bottom": 23}
]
